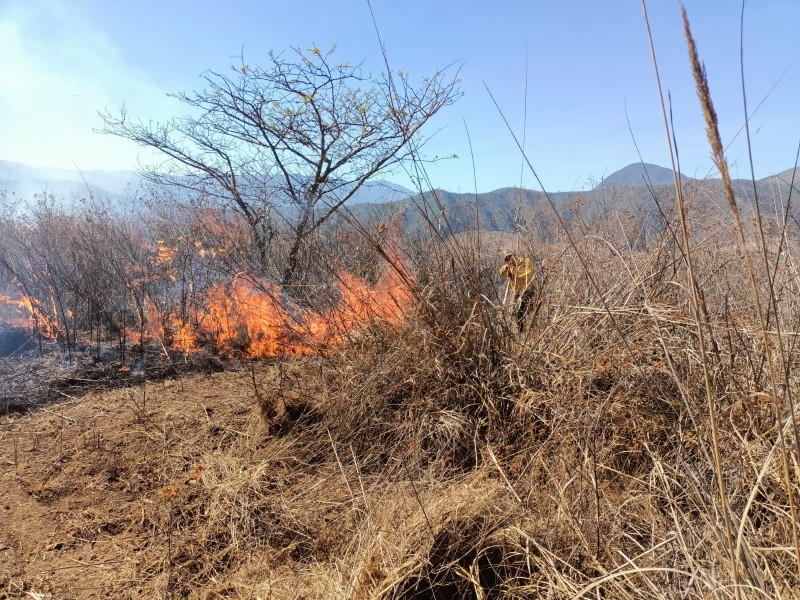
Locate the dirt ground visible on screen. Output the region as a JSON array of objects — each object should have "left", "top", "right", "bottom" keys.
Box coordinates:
[{"left": 0, "top": 362, "right": 274, "bottom": 599}]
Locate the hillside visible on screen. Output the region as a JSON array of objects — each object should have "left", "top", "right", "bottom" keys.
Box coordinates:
[
  {"left": 340, "top": 164, "right": 800, "bottom": 240},
  {"left": 2, "top": 159, "right": 799, "bottom": 597}
]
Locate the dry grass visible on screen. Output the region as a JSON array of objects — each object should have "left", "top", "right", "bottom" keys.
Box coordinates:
[{"left": 2, "top": 188, "right": 800, "bottom": 598}]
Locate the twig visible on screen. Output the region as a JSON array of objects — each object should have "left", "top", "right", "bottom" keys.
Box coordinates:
[{"left": 39, "top": 406, "right": 77, "bottom": 424}]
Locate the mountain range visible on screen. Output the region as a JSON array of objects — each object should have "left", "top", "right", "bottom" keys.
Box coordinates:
[
  {"left": 0, "top": 159, "right": 414, "bottom": 207},
  {"left": 341, "top": 163, "right": 800, "bottom": 236},
  {"left": 2, "top": 159, "right": 798, "bottom": 235},
  {"left": 0, "top": 160, "right": 143, "bottom": 201}
]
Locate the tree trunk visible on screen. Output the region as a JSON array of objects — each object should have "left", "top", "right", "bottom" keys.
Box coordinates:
[{"left": 281, "top": 208, "right": 313, "bottom": 289}]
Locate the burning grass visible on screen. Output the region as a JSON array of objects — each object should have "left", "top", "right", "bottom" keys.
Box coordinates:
[{"left": 0, "top": 248, "right": 412, "bottom": 362}]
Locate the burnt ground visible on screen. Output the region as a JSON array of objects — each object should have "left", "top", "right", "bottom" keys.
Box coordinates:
[{"left": 0, "top": 338, "right": 226, "bottom": 416}]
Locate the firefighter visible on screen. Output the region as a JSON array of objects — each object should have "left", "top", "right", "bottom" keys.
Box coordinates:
[{"left": 500, "top": 251, "right": 535, "bottom": 332}]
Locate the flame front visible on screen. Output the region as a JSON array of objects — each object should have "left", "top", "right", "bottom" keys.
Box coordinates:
[
  {"left": 0, "top": 291, "right": 62, "bottom": 341},
  {"left": 0, "top": 239, "right": 412, "bottom": 358},
  {"left": 137, "top": 263, "right": 411, "bottom": 359}
]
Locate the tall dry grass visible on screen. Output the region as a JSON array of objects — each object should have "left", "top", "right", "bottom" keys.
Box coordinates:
[{"left": 114, "top": 181, "right": 798, "bottom": 597}]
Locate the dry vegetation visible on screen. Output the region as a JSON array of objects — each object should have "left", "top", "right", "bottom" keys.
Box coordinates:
[{"left": 2, "top": 170, "right": 800, "bottom": 598}]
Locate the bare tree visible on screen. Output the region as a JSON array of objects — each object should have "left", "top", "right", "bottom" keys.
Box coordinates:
[{"left": 100, "top": 46, "right": 460, "bottom": 289}]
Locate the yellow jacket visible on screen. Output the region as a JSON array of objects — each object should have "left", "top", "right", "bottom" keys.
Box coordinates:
[{"left": 500, "top": 257, "right": 533, "bottom": 294}]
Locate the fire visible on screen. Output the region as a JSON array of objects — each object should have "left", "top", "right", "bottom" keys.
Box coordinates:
[
  {"left": 202, "top": 280, "right": 304, "bottom": 357},
  {"left": 334, "top": 265, "right": 411, "bottom": 331},
  {"left": 0, "top": 294, "right": 28, "bottom": 329},
  {"left": 143, "top": 298, "right": 200, "bottom": 355},
  {"left": 139, "top": 218, "right": 414, "bottom": 357},
  {"left": 138, "top": 262, "right": 412, "bottom": 359},
  {"left": 154, "top": 241, "right": 179, "bottom": 267},
  {"left": 0, "top": 232, "right": 413, "bottom": 358},
  {"left": 0, "top": 291, "right": 62, "bottom": 341},
  {"left": 188, "top": 268, "right": 408, "bottom": 357}
]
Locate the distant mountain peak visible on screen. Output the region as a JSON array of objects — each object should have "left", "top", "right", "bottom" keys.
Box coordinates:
[{"left": 595, "top": 163, "right": 686, "bottom": 189}]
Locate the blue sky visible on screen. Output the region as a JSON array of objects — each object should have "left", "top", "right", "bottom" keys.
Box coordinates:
[{"left": 0, "top": 0, "right": 797, "bottom": 192}]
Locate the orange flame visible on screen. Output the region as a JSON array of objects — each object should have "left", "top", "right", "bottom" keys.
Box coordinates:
[
  {"left": 142, "top": 260, "right": 411, "bottom": 359},
  {"left": 1, "top": 266, "right": 411, "bottom": 356},
  {"left": 1, "top": 223, "right": 412, "bottom": 358},
  {"left": 0, "top": 291, "right": 62, "bottom": 340},
  {"left": 144, "top": 220, "right": 413, "bottom": 357}
]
